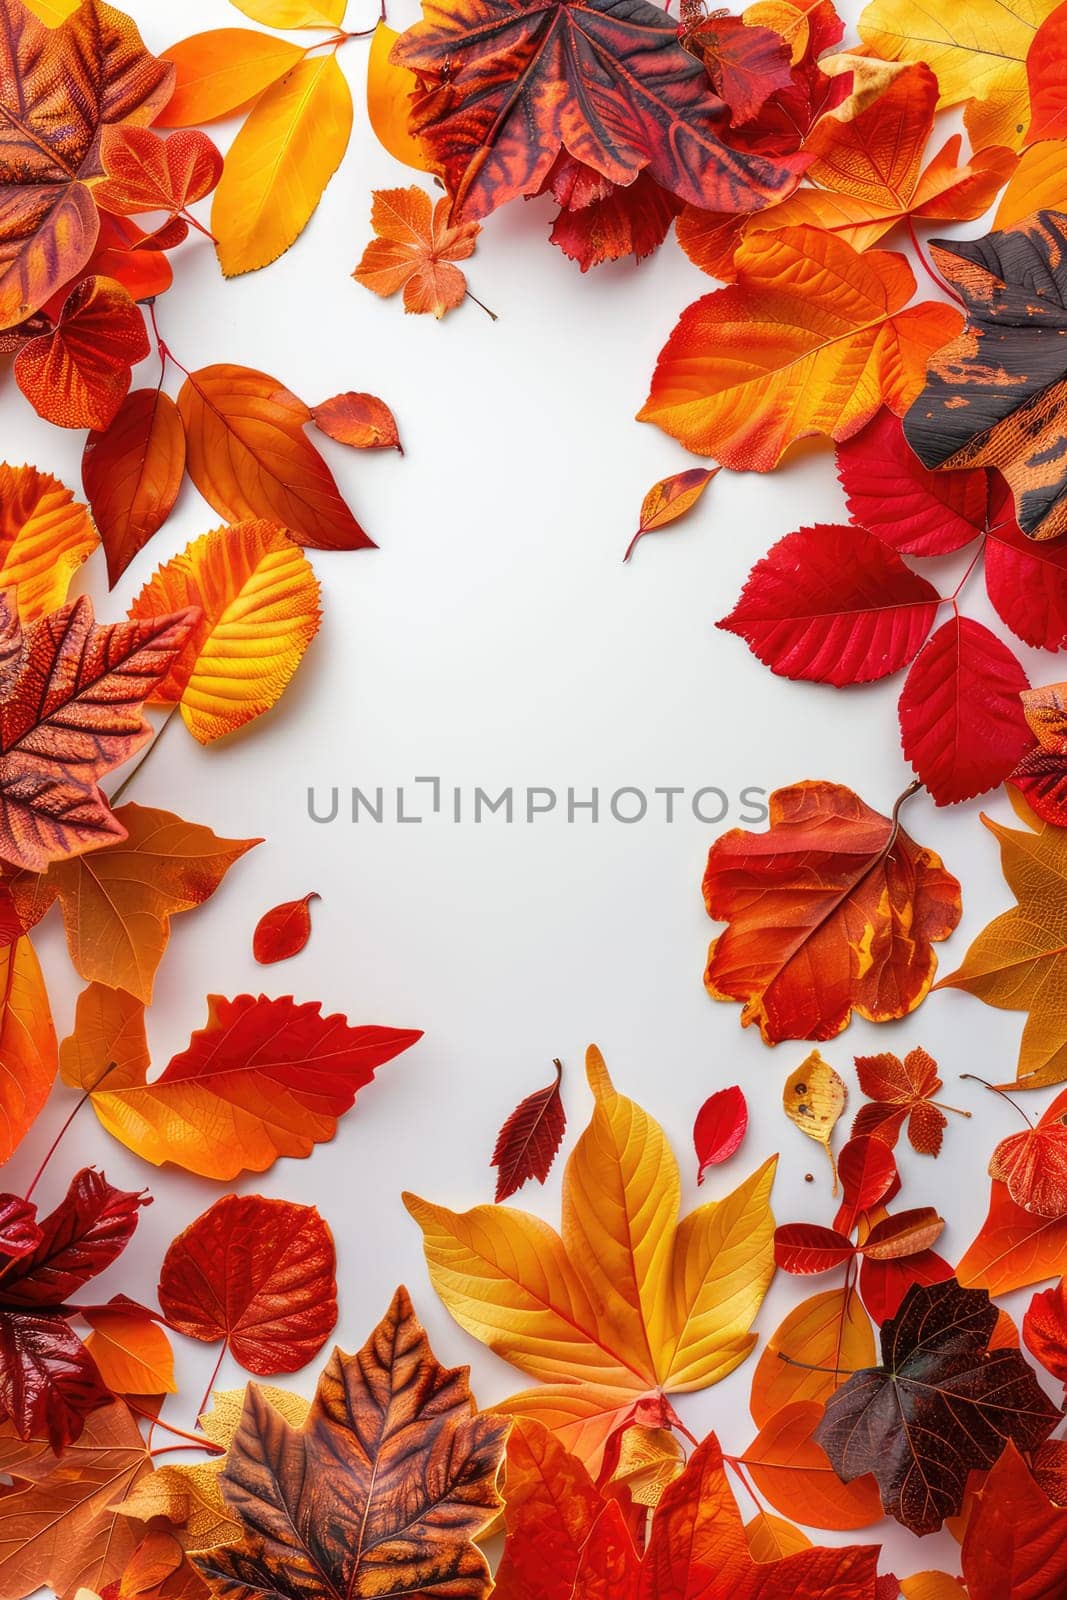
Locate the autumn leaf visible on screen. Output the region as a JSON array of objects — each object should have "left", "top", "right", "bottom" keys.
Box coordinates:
[
  {"left": 0, "top": 1398, "right": 151, "bottom": 1600},
  {"left": 0, "top": 936, "right": 55, "bottom": 1168},
  {"left": 407, "top": 1046, "right": 777, "bottom": 1470},
  {"left": 177, "top": 366, "right": 372, "bottom": 551},
  {"left": 860, "top": 1241, "right": 953, "bottom": 1325},
  {"left": 937, "top": 792, "right": 1067, "bottom": 1087},
  {"left": 1023, "top": 1279, "right": 1067, "bottom": 1382},
  {"left": 366, "top": 22, "right": 435, "bottom": 173},
  {"left": 0, "top": 593, "right": 196, "bottom": 873},
  {"left": 750, "top": 1283, "right": 876, "bottom": 1428},
  {"left": 311, "top": 392, "right": 402, "bottom": 452},
  {"left": 958, "top": 1082, "right": 1067, "bottom": 1293},
  {"left": 835, "top": 1136, "right": 900, "bottom": 1232},
  {"left": 13, "top": 275, "right": 149, "bottom": 431},
  {"left": 95, "top": 126, "right": 223, "bottom": 233},
  {"left": 693, "top": 1084, "right": 748, "bottom": 1181},
  {"left": 903, "top": 211, "right": 1067, "bottom": 541},
  {"left": 192, "top": 1287, "right": 507, "bottom": 1600},
  {"left": 742, "top": 1400, "right": 884, "bottom": 1531},
  {"left": 783, "top": 1051, "right": 847, "bottom": 1186},
  {"left": 684, "top": 12, "right": 793, "bottom": 124},
  {"left": 354, "top": 186, "right": 482, "bottom": 319},
  {"left": 639, "top": 226, "right": 961, "bottom": 468},
  {"left": 852, "top": 1047, "right": 957, "bottom": 1154},
  {"left": 252, "top": 892, "right": 317, "bottom": 964},
  {"left": 816, "top": 1279, "right": 1059, "bottom": 1533},
  {"left": 837, "top": 408, "right": 989, "bottom": 558},
  {"left": 82, "top": 389, "right": 187, "bottom": 587},
  {"left": 157, "top": 31, "right": 304, "bottom": 128},
  {"left": 158, "top": 1194, "right": 336, "bottom": 1382},
  {"left": 959, "top": 1442, "right": 1067, "bottom": 1600},
  {"left": 989, "top": 1120, "right": 1067, "bottom": 1216},
  {"left": 490, "top": 1058, "right": 566, "bottom": 1203},
  {"left": 1011, "top": 681, "right": 1067, "bottom": 822},
  {"left": 0, "top": 464, "right": 98, "bottom": 620},
  {"left": 0, "top": 0, "right": 172, "bottom": 331},
  {"left": 703, "top": 780, "right": 962, "bottom": 1043},
  {"left": 82, "top": 1297, "right": 176, "bottom": 1397},
  {"left": 623, "top": 468, "right": 718, "bottom": 562},
  {"left": 391, "top": 0, "right": 802, "bottom": 223},
  {"left": 9, "top": 802, "right": 259, "bottom": 1003},
  {"left": 1027, "top": 0, "right": 1067, "bottom": 140},
  {"left": 60, "top": 985, "right": 423, "bottom": 1179}
]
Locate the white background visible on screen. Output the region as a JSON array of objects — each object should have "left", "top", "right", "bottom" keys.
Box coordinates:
[{"left": 2, "top": 0, "right": 1058, "bottom": 1581}]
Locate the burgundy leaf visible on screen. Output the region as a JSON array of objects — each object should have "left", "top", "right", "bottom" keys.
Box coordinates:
[
  {"left": 0, "top": 1170, "right": 149, "bottom": 1309},
  {"left": 491, "top": 1060, "right": 566, "bottom": 1203},
  {"left": 0, "top": 1309, "right": 109, "bottom": 1447},
  {"left": 0, "top": 1196, "right": 42, "bottom": 1260}
]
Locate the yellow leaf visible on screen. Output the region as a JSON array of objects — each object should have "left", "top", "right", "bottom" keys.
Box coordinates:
[
  {"left": 128, "top": 521, "right": 322, "bottom": 744},
  {"left": 995, "top": 139, "right": 1067, "bottom": 226},
  {"left": 212, "top": 54, "right": 353, "bottom": 276},
  {"left": 0, "top": 464, "right": 98, "bottom": 621},
  {"left": 22, "top": 0, "right": 78, "bottom": 21},
  {"left": 228, "top": 0, "right": 347, "bottom": 25},
  {"left": 783, "top": 1051, "right": 847, "bottom": 1190},
  {"left": 83, "top": 1308, "right": 176, "bottom": 1396},
  {"left": 367, "top": 23, "right": 434, "bottom": 172},
  {"left": 749, "top": 1285, "right": 875, "bottom": 1428},
  {"left": 405, "top": 1046, "right": 776, "bottom": 1470}
]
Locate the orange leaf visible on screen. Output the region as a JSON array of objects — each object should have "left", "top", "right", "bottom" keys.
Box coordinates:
[
  {"left": 312, "top": 392, "right": 402, "bottom": 453},
  {"left": 157, "top": 30, "right": 304, "bottom": 128},
  {"left": 703, "top": 780, "right": 962, "bottom": 1042},
  {"left": 0, "top": 934, "right": 57, "bottom": 1165},
  {"left": 958, "top": 1085, "right": 1067, "bottom": 1294},
  {"left": 750, "top": 1284, "right": 876, "bottom": 1427},
  {"left": 84, "top": 212, "right": 173, "bottom": 302},
  {"left": 638, "top": 226, "right": 962, "bottom": 468},
  {"left": 623, "top": 467, "right": 718, "bottom": 561},
  {"left": 354, "top": 187, "right": 481, "bottom": 320},
  {"left": 128, "top": 521, "right": 322, "bottom": 745},
  {"left": 743, "top": 1400, "right": 883, "bottom": 1530},
  {"left": 82, "top": 389, "right": 187, "bottom": 587},
  {"left": 14, "top": 276, "right": 149, "bottom": 432},
  {"left": 82, "top": 1300, "right": 176, "bottom": 1396},
  {"left": 95, "top": 126, "right": 223, "bottom": 220},
  {"left": 252, "top": 891, "right": 317, "bottom": 965},
  {"left": 0, "top": 463, "right": 98, "bottom": 621},
  {"left": 995, "top": 139, "right": 1067, "bottom": 226},
  {"left": 367, "top": 23, "right": 435, "bottom": 173},
  {"left": 177, "top": 365, "right": 373, "bottom": 551}
]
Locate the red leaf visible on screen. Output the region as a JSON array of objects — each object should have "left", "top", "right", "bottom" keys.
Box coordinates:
[
  {"left": 0, "top": 1309, "right": 109, "bottom": 1448},
  {"left": 0, "top": 1197, "right": 42, "bottom": 1260},
  {"left": 1027, "top": 0, "right": 1067, "bottom": 141},
  {"left": 834, "top": 1136, "right": 899, "bottom": 1233},
  {"left": 1009, "top": 682, "right": 1067, "bottom": 824},
  {"left": 898, "top": 615, "right": 1032, "bottom": 805},
  {"left": 989, "top": 1123, "right": 1067, "bottom": 1218},
  {"left": 985, "top": 477, "right": 1067, "bottom": 651},
  {"left": 312, "top": 393, "right": 402, "bottom": 453},
  {"left": 95, "top": 126, "right": 223, "bottom": 219},
  {"left": 14, "top": 277, "right": 149, "bottom": 432},
  {"left": 1024, "top": 1280, "right": 1067, "bottom": 1383},
  {"left": 860, "top": 1247, "right": 953, "bottom": 1324},
  {"left": 860, "top": 1207, "right": 945, "bottom": 1261},
  {"left": 686, "top": 14, "right": 794, "bottom": 125},
  {"left": 0, "top": 1170, "right": 148, "bottom": 1310},
  {"left": 491, "top": 1059, "right": 566, "bottom": 1203},
  {"left": 718, "top": 523, "right": 939, "bottom": 686},
  {"left": 693, "top": 1084, "right": 747, "bottom": 1181},
  {"left": 82, "top": 388, "right": 187, "bottom": 587},
  {"left": 252, "top": 893, "right": 318, "bottom": 965},
  {"left": 836, "top": 408, "right": 987, "bottom": 557},
  {"left": 773, "top": 1222, "right": 855, "bottom": 1274},
  {"left": 547, "top": 166, "right": 683, "bottom": 271},
  {"left": 852, "top": 1047, "right": 949, "bottom": 1156},
  {"left": 157, "top": 1194, "right": 337, "bottom": 1376}
]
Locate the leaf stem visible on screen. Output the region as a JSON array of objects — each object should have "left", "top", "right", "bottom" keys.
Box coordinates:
[
  {"left": 195, "top": 1345, "right": 228, "bottom": 1426},
  {"left": 906, "top": 217, "right": 966, "bottom": 309},
  {"left": 22, "top": 1061, "right": 121, "bottom": 1203},
  {"left": 147, "top": 301, "right": 190, "bottom": 380},
  {"left": 959, "top": 1073, "right": 1035, "bottom": 1127},
  {"left": 776, "top": 1352, "right": 858, "bottom": 1377},
  {"left": 128, "top": 1400, "right": 224, "bottom": 1453},
  {"left": 109, "top": 708, "right": 178, "bottom": 807},
  {"left": 464, "top": 288, "right": 498, "bottom": 321},
  {"left": 179, "top": 208, "right": 219, "bottom": 246}
]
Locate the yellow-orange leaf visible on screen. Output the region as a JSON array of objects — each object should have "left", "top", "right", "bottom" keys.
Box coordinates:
[
  {"left": 128, "top": 521, "right": 321, "bottom": 745},
  {"left": 157, "top": 31, "right": 305, "bottom": 128},
  {"left": 212, "top": 54, "right": 353, "bottom": 277},
  {"left": 624, "top": 467, "right": 718, "bottom": 561},
  {"left": 750, "top": 1284, "right": 875, "bottom": 1427},
  {"left": 83, "top": 1304, "right": 176, "bottom": 1396},
  {"left": 0, "top": 464, "right": 98, "bottom": 621},
  {"left": 995, "top": 139, "right": 1067, "bottom": 226},
  {"left": 406, "top": 1045, "right": 776, "bottom": 1470},
  {"left": 229, "top": 0, "right": 346, "bottom": 24},
  {"left": 0, "top": 934, "right": 57, "bottom": 1164},
  {"left": 743, "top": 1400, "right": 883, "bottom": 1530},
  {"left": 744, "top": 1512, "right": 811, "bottom": 1561},
  {"left": 367, "top": 24, "right": 434, "bottom": 172},
  {"left": 639, "top": 226, "right": 961, "bottom": 468}
]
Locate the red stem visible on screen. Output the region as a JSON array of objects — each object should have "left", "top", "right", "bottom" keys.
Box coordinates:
[
  {"left": 906, "top": 217, "right": 966, "bottom": 309},
  {"left": 196, "top": 1345, "right": 228, "bottom": 1425},
  {"left": 127, "top": 1400, "right": 224, "bottom": 1453},
  {"left": 22, "top": 1061, "right": 120, "bottom": 1203}
]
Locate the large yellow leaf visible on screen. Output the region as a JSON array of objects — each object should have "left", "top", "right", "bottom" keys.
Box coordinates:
[
  {"left": 0, "top": 934, "right": 57, "bottom": 1165},
  {"left": 0, "top": 464, "right": 98, "bottom": 621},
  {"left": 212, "top": 54, "right": 353, "bottom": 277},
  {"left": 405, "top": 1046, "right": 776, "bottom": 1469},
  {"left": 366, "top": 24, "right": 435, "bottom": 172},
  {"left": 229, "top": 0, "right": 347, "bottom": 25},
  {"left": 128, "top": 520, "right": 321, "bottom": 744},
  {"left": 857, "top": 0, "right": 1059, "bottom": 149}
]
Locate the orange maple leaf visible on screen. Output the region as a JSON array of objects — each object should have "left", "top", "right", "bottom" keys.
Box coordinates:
[{"left": 354, "top": 186, "right": 481, "bottom": 319}]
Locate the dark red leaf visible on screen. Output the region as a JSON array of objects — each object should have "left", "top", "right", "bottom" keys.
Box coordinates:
[
  {"left": 685, "top": 14, "right": 793, "bottom": 125},
  {"left": 1024, "top": 1280, "right": 1067, "bottom": 1384},
  {"left": 0, "top": 1309, "right": 109, "bottom": 1448},
  {"left": 0, "top": 1196, "right": 42, "bottom": 1260},
  {"left": 834, "top": 1136, "right": 899, "bottom": 1234},
  {"left": 491, "top": 1059, "right": 566, "bottom": 1203},
  {"left": 0, "top": 1170, "right": 149, "bottom": 1310},
  {"left": 860, "top": 1207, "right": 944, "bottom": 1261},
  {"left": 836, "top": 408, "right": 987, "bottom": 557},
  {"left": 693, "top": 1083, "right": 747, "bottom": 1182},
  {"left": 82, "top": 388, "right": 187, "bottom": 588},
  {"left": 252, "top": 893, "right": 318, "bottom": 965},
  {"left": 773, "top": 1222, "right": 855, "bottom": 1274}
]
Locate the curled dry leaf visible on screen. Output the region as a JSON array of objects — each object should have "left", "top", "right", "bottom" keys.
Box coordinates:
[
  {"left": 693, "top": 1083, "right": 748, "bottom": 1181},
  {"left": 491, "top": 1057, "right": 566, "bottom": 1203},
  {"left": 82, "top": 389, "right": 187, "bottom": 587},
  {"left": 312, "top": 392, "right": 402, "bottom": 452},
  {"left": 783, "top": 1051, "right": 846, "bottom": 1188},
  {"left": 158, "top": 1194, "right": 337, "bottom": 1376},
  {"left": 252, "top": 892, "right": 317, "bottom": 965},
  {"left": 354, "top": 186, "right": 482, "bottom": 320},
  {"left": 623, "top": 467, "right": 718, "bottom": 562},
  {"left": 703, "top": 780, "right": 962, "bottom": 1043},
  {"left": 128, "top": 521, "right": 322, "bottom": 745},
  {"left": 60, "top": 984, "right": 423, "bottom": 1180},
  {"left": 14, "top": 275, "right": 149, "bottom": 432},
  {"left": 0, "top": 464, "right": 98, "bottom": 621}
]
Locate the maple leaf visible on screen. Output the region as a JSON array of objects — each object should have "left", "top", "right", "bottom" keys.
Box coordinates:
[
  {"left": 1010, "top": 681, "right": 1067, "bottom": 823},
  {"left": 0, "top": 935, "right": 56, "bottom": 1165},
  {"left": 407, "top": 1046, "right": 777, "bottom": 1471},
  {"left": 82, "top": 390, "right": 187, "bottom": 587},
  {"left": 958, "top": 1082, "right": 1067, "bottom": 1294},
  {"left": 95, "top": 126, "right": 223, "bottom": 232},
  {"left": 252, "top": 892, "right": 317, "bottom": 964},
  {"left": 13, "top": 275, "right": 149, "bottom": 431},
  {"left": 176, "top": 367, "right": 372, "bottom": 551},
  {"left": 816, "top": 1279, "right": 1059, "bottom": 1534},
  {"left": 59, "top": 984, "right": 423, "bottom": 1179},
  {"left": 390, "top": 0, "right": 802, "bottom": 225},
  {"left": 624, "top": 468, "right": 718, "bottom": 562},
  {"left": 495, "top": 1418, "right": 881, "bottom": 1599},
  {"left": 354, "top": 186, "right": 481, "bottom": 319},
  {"left": 702, "top": 780, "right": 961, "bottom": 1043},
  {"left": 959, "top": 1442, "right": 1067, "bottom": 1600},
  {"left": 0, "top": 1398, "right": 151, "bottom": 1600},
  {"left": 639, "top": 225, "right": 961, "bottom": 469},
  {"left": 311, "top": 392, "right": 402, "bottom": 453},
  {"left": 0, "top": 592, "right": 196, "bottom": 873},
  {"left": 0, "top": 464, "right": 98, "bottom": 620},
  {"left": 852, "top": 1047, "right": 953, "bottom": 1154},
  {"left": 490, "top": 1058, "right": 566, "bottom": 1203},
  {"left": 128, "top": 522, "right": 322, "bottom": 745},
  {"left": 718, "top": 522, "right": 939, "bottom": 686},
  {"left": 192, "top": 1287, "right": 507, "bottom": 1600},
  {"left": 0, "top": 0, "right": 172, "bottom": 331},
  {"left": 937, "top": 792, "right": 1067, "bottom": 1088},
  {"left": 693, "top": 1084, "right": 748, "bottom": 1181},
  {"left": 158, "top": 1194, "right": 337, "bottom": 1377},
  {"left": 903, "top": 210, "right": 1067, "bottom": 541},
  {"left": 10, "top": 802, "right": 259, "bottom": 1003}
]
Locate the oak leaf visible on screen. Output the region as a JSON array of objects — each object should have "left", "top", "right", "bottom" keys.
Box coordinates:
[
  {"left": 816, "top": 1279, "right": 1059, "bottom": 1533},
  {"left": 490, "top": 1058, "right": 566, "bottom": 1203},
  {"left": 192, "top": 1288, "right": 507, "bottom": 1600},
  {"left": 60, "top": 984, "right": 423, "bottom": 1179},
  {"left": 157, "top": 31, "right": 304, "bottom": 128},
  {"left": 158, "top": 1194, "right": 337, "bottom": 1376},
  {"left": 82, "top": 390, "right": 187, "bottom": 587},
  {"left": 639, "top": 226, "right": 961, "bottom": 468},
  {"left": 0, "top": 464, "right": 98, "bottom": 620},
  {"left": 702, "top": 780, "right": 962, "bottom": 1043},
  {"left": 407, "top": 1046, "right": 777, "bottom": 1471},
  {"left": 252, "top": 892, "right": 316, "bottom": 965},
  {"left": 354, "top": 186, "right": 481, "bottom": 319},
  {"left": 13, "top": 275, "right": 149, "bottom": 432},
  {"left": 10, "top": 802, "right": 259, "bottom": 1003},
  {"left": 128, "top": 521, "right": 322, "bottom": 745}
]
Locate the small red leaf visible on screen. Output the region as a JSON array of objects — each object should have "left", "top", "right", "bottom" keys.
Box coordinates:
[
  {"left": 623, "top": 467, "right": 717, "bottom": 561},
  {"left": 834, "top": 1136, "right": 899, "bottom": 1234},
  {"left": 15, "top": 277, "right": 149, "bottom": 432},
  {"left": 898, "top": 615, "right": 1032, "bottom": 805},
  {"left": 718, "top": 523, "right": 939, "bottom": 686},
  {"left": 859, "top": 1247, "right": 953, "bottom": 1324},
  {"left": 837, "top": 408, "right": 987, "bottom": 557},
  {"left": 1024, "top": 1280, "right": 1067, "bottom": 1383},
  {"left": 773, "top": 1222, "right": 855, "bottom": 1275},
  {"left": 491, "top": 1059, "right": 566, "bottom": 1203},
  {"left": 693, "top": 1083, "right": 748, "bottom": 1181},
  {"left": 0, "top": 1170, "right": 149, "bottom": 1309},
  {"left": 312, "top": 392, "right": 403, "bottom": 453},
  {"left": 157, "top": 1193, "right": 338, "bottom": 1376},
  {"left": 252, "top": 892, "right": 319, "bottom": 965}
]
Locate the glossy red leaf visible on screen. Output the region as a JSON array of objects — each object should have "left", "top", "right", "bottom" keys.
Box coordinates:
[
  {"left": 0, "top": 1197, "right": 42, "bottom": 1261},
  {"left": 836, "top": 408, "right": 988, "bottom": 557},
  {"left": 158, "top": 1194, "right": 337, "bottom": 1376},
  {"left": 0, "top": 1309, "right": 109, "bottom": 1449},
  {"left": 95, "top": 125, "right": 223, "bottom": 220},
  {"left": 490, "top": 1058, "right": 566, "bottom": 1203},
  {"left": 985, "top": 477, "right": 1067, "bottom": 651},
  {"left": 252, "top": 893, "right": 318, "bottom": 965},
  {"left": 14, "top": 277, "right": 149, "bottom": 432},
  {"left": 860, "top": 1247, "right": 954, "bottom": 1324},
  {"left": 773, "top": 1222, "right": 855, "bottom": 1275},
  {"left": 718, "top": 523, "right": 939, "bottom": 686},
  {"left": 834, "top": 1136, "right": 899, "bottom": 1234},
  {"left": 861, "top": 1207, "right": 945, "bottom": 1261},
  {"left": 0, "top": 1170, "right": 149, "bottom": 1310},
  {"left": 82, "top": 388, "right": 187, "bottom": 587},
  {"left": 685, "top": 14, "right": 794, "bottom": 125},
  {"left": 312, "top": 393, "right": 402, "bottom": 453},
  {"left": 1023, "top": 1280, "right": 1067, "bottom": 1384},
  {"left": 898, "top": 616, "right": 1032, "bottom": 805},
  {"left": 693, "top": 1083, "right": 748, "bottom": 1182},
  {"left": 989, "top": 1123, "right": 1067, "bottom": 1218}
]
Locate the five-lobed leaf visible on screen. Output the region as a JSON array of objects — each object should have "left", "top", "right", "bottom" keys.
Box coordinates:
[{"left": 354, "top": 185, "right": 481, "bottom": 319}]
